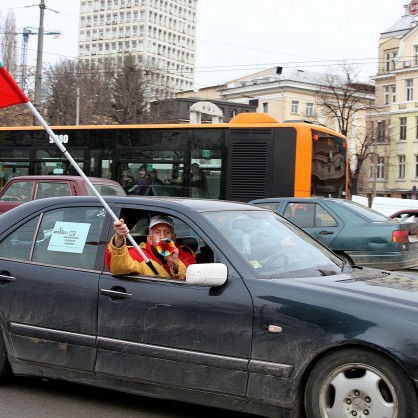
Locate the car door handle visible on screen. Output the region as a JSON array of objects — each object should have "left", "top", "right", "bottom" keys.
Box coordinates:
[
  {"left": 318, "top": 230, "right": 334, "bottom": 235},
  {"left": 0, "top": 272, "right": 16, "bottom": 284},
  {"left": 100, "top": 289, "right": 133, "bottom": 299}
]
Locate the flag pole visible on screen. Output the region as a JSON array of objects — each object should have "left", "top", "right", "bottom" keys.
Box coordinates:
[{"left": 25, "top": 101, "right": 159, "bottom": 275}]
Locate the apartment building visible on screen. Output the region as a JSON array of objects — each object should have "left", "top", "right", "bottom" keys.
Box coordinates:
[
  {"left": 371, "top": 3, "right": 418, "bottom": 198},
  {"left": 78, "top": 0, "right": 198, "bottom": 98}
]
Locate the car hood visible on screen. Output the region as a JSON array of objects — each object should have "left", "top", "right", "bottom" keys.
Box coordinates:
[{"left": 283, "top": 267, "right": 418, "bottom": 309}]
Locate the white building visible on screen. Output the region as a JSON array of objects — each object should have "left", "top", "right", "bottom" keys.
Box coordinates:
[{"left": 78, "top": 0, "right": 198, "bottom": 98}]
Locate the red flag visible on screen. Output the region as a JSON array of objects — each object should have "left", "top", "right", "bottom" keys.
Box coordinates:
[{"left": 0, "top": 62, "right": 29, "bottom": 108}]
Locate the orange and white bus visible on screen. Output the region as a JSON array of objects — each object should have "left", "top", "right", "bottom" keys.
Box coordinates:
[{"left": 0, "top": 113, "right": 347, "bottom": 201}]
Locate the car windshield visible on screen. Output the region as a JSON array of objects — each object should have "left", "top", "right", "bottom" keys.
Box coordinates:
[{"left": 203, "top": 209, "right": 345, "bottom": 279}]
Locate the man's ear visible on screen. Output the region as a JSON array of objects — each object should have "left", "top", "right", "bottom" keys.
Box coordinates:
[{"left": 147, "top": 235, "right": 152, "bottom": 244}]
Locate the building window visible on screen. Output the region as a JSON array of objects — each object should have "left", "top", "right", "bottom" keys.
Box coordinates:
[
  {"left": 407, "top": 79, "right": 414, "bottom": 101},
  {"left": 400, "top": 117, "right": 407, "bottom": 140},
  {"left": 416, "top": 156, "right": 418, "bottom": 178},
  {"left": 385, "top": 51, "right": 397, "bottom": 71},
  {"left": 416, "top": 117, "right": 418, "bottom": 140},
  {"left": 377, "top": 157, "right": 385, "bottom": 180},
  {"left": 306, "top": 102, "right": 313, "bottom": 116},
  {"left": 262, "top": 102, "right": 268, "bottom": 113},
  {"left": 415, "top": 45, "right": 418, "bottom": 66},
  {"left": 399, "top": 155, "right": 406, "bottom": 179},
  {"left": 371, "top": 157, "right": 385, "bottom": 180},
  {"left": 384, "top": 85, "right": 396, "bottom": 105},
  {"left": 376, "top": 120, "right": 386, "bottom": 142},
  {"left": 291, "top": 101, "right": 299, "bottom": 114},
  {"left": 384, "top": 86, "right": 390, "bottom": 105}
]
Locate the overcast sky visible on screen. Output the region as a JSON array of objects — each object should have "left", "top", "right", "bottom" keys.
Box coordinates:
[{"left": 0, "top": 0, "right": 409, "bottom": 88}]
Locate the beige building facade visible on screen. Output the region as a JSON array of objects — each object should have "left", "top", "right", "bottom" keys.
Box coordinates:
[{"left": 371, "top": 3, "right": 418, "bottom": 198}]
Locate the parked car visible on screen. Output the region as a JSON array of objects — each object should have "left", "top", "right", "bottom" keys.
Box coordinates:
[
  {"left": 0, "top": 196, "right": 417, "bottom": 417},
  {"left": 250, "top": 196, "right": 418, "bottom": 270},
  {"left": 0, "top": 175, "right": 125, "bottom": 215},
  {"left": 390, "top": 208, "right": 418, "bottom": 223}
]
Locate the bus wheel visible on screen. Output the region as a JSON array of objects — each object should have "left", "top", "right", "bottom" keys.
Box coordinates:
[{"left": 304, "top": 348, "right": 418, "bottom": 418}]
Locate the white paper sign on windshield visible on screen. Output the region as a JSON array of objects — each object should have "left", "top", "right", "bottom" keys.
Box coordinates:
[{"left": 48, "top": 221, "right": 91, "bottom": 253}]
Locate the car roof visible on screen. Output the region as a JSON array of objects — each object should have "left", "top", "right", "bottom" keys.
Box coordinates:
[
  {"left": 1, "top": 196, "right": 262, "bottom": 221},
  {"left": 250, "top": 197, "right": 342, "bottom": 203},
  {"left": 390, "top": 208, "right": 418, "bottom": 217},
  {"left": 111, "top": 196, "right": 262, "bottom": 212}
]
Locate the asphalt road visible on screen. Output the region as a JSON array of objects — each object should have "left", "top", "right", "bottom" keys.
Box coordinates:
[{"left": 0, "top": 376, "right": 255, "bottom": 418}]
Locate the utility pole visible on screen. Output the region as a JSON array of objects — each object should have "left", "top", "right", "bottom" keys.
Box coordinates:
[
  {"left": 34, "top": 0, "right": 46, "bottom": 107},
  {"left": 371, "top": 120, "right": 382, "bottom": 202}
]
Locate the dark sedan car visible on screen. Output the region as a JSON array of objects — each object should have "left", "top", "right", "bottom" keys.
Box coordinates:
[
  {"left": 0, "top": 196, "right": 417, "bottom": 418},
  {"left": 250, "top": 197, "right": 418, "bottom": 270}
]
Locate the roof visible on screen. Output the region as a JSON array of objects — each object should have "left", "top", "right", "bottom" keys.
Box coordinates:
[
  {"left": 2, "top": 196, "right": 262, "bottom": 219},
  {"left": 381, "top": 5, "right": 416, "bottom": 38}
]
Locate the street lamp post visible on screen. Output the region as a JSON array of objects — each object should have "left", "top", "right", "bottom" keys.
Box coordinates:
[
  {"left": 34, "top": 0, "right": 46, "bottom": 107},
  {"left": 371, "top": 120, "right": 382, "bottom": 201}
]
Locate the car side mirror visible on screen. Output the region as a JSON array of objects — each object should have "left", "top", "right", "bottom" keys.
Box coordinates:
[{"left": 186, "top": 263, "right": 227, "bottom": 287}]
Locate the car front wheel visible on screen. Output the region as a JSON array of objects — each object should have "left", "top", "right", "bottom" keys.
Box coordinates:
[{"left": 304, "top": 348, "right": 418, "bottom": 418}]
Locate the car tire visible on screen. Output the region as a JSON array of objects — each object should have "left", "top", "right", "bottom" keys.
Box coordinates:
[{"left": 304, "top": 348, "right": 418, "bottom": 418}]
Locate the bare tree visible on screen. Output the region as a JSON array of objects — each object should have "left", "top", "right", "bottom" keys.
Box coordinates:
[
  {"left": 0, "top": 11, "right": 32, "bottom": 126},
  {"left": 316, "top": 64, "right": 376, "bottom": 196},
  {"left": 111, "top": 54, "right": 147, "bottom": 124},
  {"left": 44, "top": 59, "right": 114, "bottom": 125},
  {"left": 0, "top": 11, "right": 18, "bottom": 77},
  {"left": 147, "top": 99, "right": 179, "bottom": 123}
]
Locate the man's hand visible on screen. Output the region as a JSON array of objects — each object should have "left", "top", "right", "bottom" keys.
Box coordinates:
[
  {"left": 113, "top": 218, "right": 129, "bottom": 248},
  {"left": 165, "top": 247, "right": 179, "bottom": 271}
]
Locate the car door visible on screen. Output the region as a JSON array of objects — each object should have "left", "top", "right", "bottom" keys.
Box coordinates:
[
  {"left": 0, "top": 205, "right": 106, "bottom": 372},
  {"left": 96, "top": 206, "right": 254, "bottom": 396},
  {"left": 281, "top": 201, "right": 343, "bottom": 246}
]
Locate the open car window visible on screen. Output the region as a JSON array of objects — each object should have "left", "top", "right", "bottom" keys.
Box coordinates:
[{"left": 117, "top": 208, "right": 215, "bottom": 265}]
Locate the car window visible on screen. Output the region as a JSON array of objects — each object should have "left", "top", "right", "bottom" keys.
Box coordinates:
[
  {"left": 0, "top": 181, "right": 34, "bottom": 202},
  {"left": 117, "top": 208, "right": 215, "bottom": 266},
  {"left": 255, "top": 202, "right": 279, "bottom": 212},
  {"left": 315, "top": 205, "right": 338, "bottom": 227},
  {"left": 203, "top": 210, "right": 343, "bottom": 279},
  {"left": 0, "top": 216, "right": 40, "bottom": 260},
  {"left": 36, "top": 182, "right": 72, "bottom": 199},
  {"left": 0, "top": 207, "right": 107, "bottom": 270},
  {"left": 87, "top": 183, "right": 125, "bottom": 196},
  {"left": 285, "top": 203, "right": 315, "bottom": 227}
]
